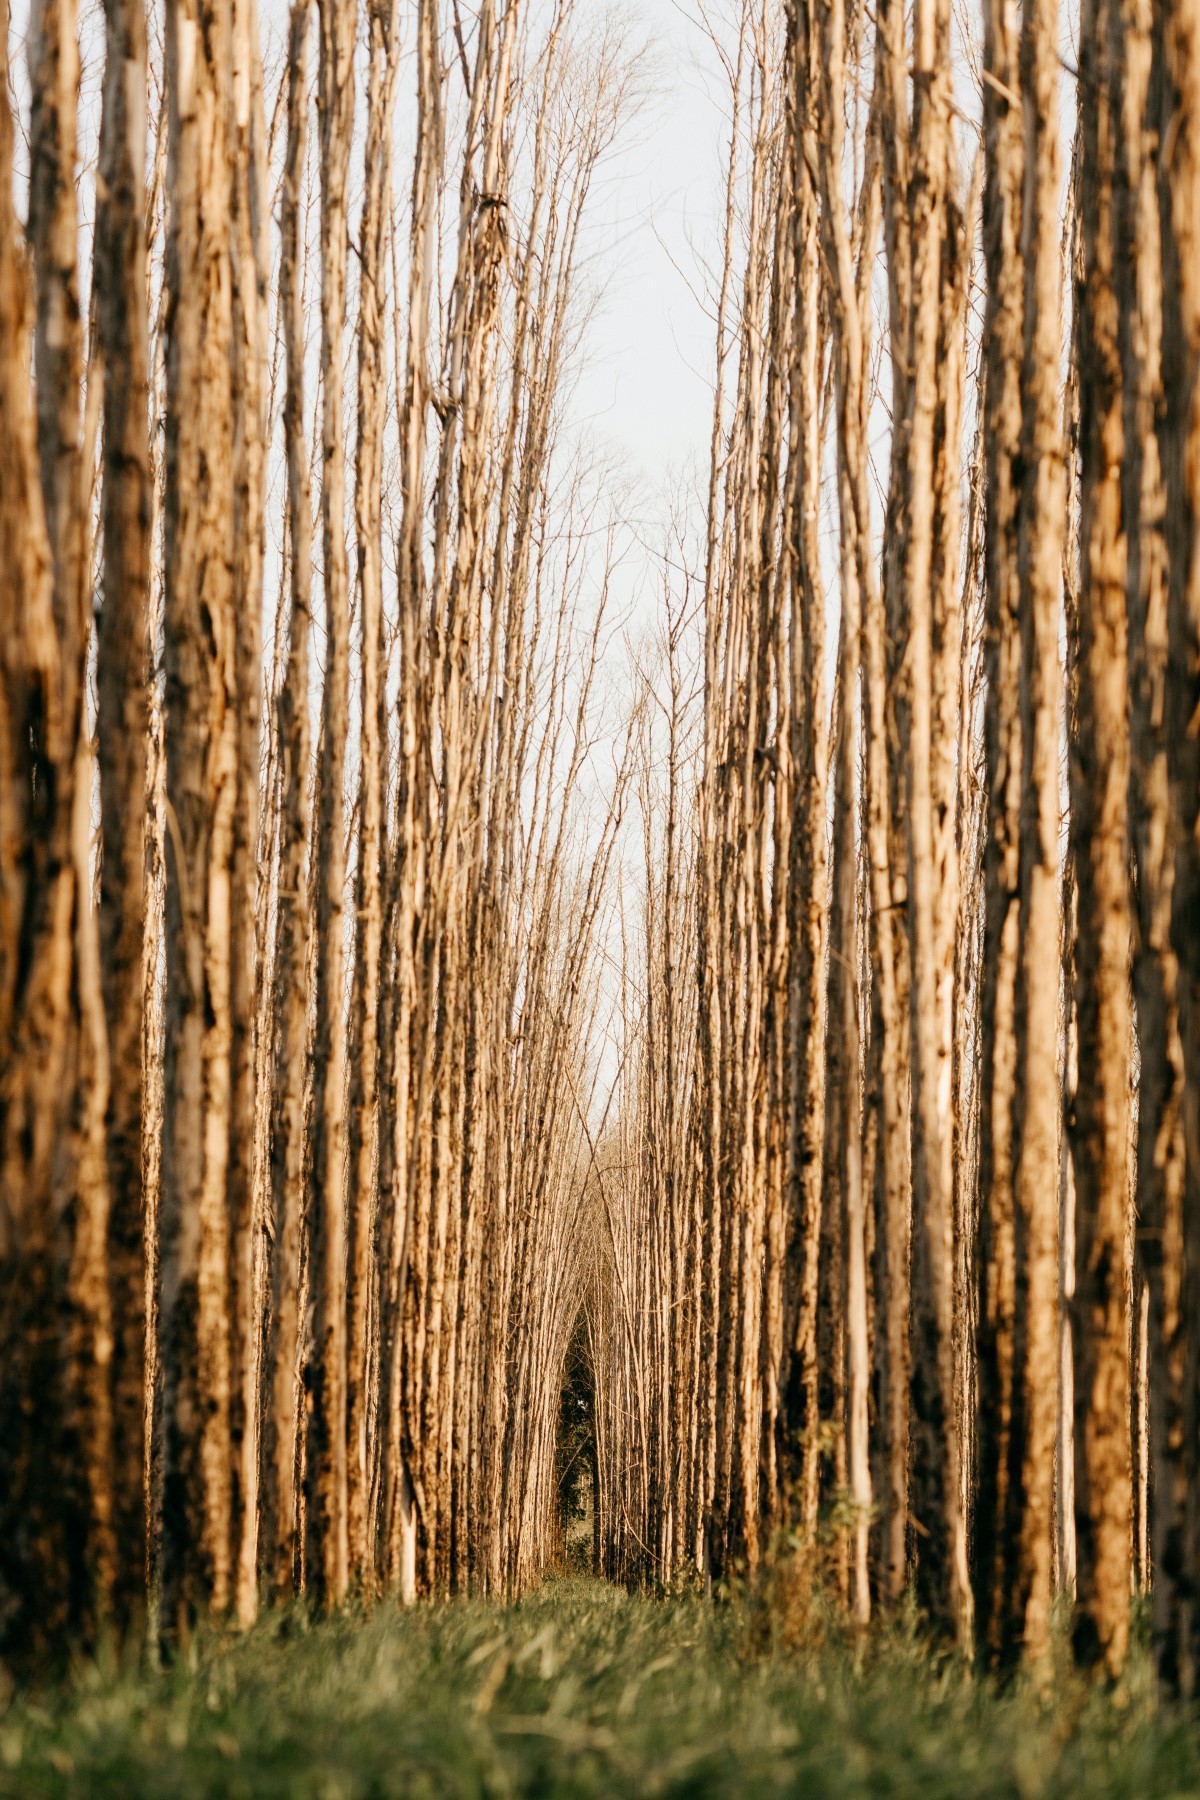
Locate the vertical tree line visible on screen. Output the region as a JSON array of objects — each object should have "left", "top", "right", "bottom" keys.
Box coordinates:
[
  {"left": 589, "top": 0, "right": 1200, "bottom": 1693},
  {"left": 3, "top": 0, "right": 1200, "bottom": 1699},
  {"left": 1, "top": 0, "right": 643, "bottom": 1671}
]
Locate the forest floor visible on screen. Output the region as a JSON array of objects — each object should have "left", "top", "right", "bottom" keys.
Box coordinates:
[{"left": 3, "top": 1574, "right": 1200, "bottom": 1798}]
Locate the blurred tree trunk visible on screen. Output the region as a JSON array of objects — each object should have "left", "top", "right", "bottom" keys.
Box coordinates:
[
  {"left": 26, "top": 0, "right": 118, "bottom": 1652},
  {"left": 228, "top": 0, "right": 269, "bottom": 1631},
  {"left": 1116, "top": 0, "right": 1189, "bottom": 1691},
  {"left": 95, "top": 0, "right": 151, "bottom": 1643},
  {"left": 873, "top": 0, "right": 916, "bottom": 1609},
  {"left": 1055, "top": 134, "right": 1083, "bottom": 1607},
  {"left": 814, "top": 0, "right": 879, "bottom": 1620},
  {"left": 263, "top": 0, "right": 313, "bottom": 1607},
  {"left": 0, "top": 0, "right": 101, "bottom": 1666},
  {"left": 896, "top": 0, "right": 971, "bottom": 1646},
  {"left": 1010, "top": 0, "right": 1065, "bottom": 1670},
  {"left": 347, "top": 0, "right": 399, "bottom": 1595},
  {"left": 381, "top": 0, "right": 438, "bottom": 1606},
  {"left": 158, "top": 0, "right": 238, "bottom": 1641},
  {"left": 1071, "top": 0, "right": 1133, "bottom": 1679},
  {"left": 306, "top": 0, "right": 355, "bottom": 1613},
  {"left": 1157, "top": 0, "right": 1200, "bottom": 1697},
  {"left": 780, "top": 0, "right": 830, "bottom": 1556}
]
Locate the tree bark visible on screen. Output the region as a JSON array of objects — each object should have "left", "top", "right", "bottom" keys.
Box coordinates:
[
  {"left": 0, "top": 0, "right": 94, "bottom": 1665},
  {"left": 227, "top": 0, "right": 269, "bottom": 1631},
  {"left": 1071, "top": 0, "right": 1134, "bottom": 1676},
  {"left": 901, "top": 0, "right": 972, "bottom": 1646},
  {"left": 347, "top": 0, "right": 399, "bottom": 1594},
  {"left": 158, "top": 0, "right": 238, "bottom": 1639},
  {"left": 1157, "top": 0, "right": 1200, "bottom": 1696},
  {"left": 95, "top": 0, "right": 151, "bottom": 1643},
  {"left": 1010, "top": 0, "right": 1065, "bottom": 1668},
  {"left": 263, "top": 0, "right": 313, "bottom": 1607},
  {"left": 305, "top": 0, "right": 355, "bottom": 1612}
]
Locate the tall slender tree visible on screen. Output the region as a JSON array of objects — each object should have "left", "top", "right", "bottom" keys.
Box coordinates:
[
  {"left": 263, "top": 0, "right": 314, "bottom": 1607},
  {"left": 306, "top": 0, "right": 355, "bottom": 1613},
  {"left": 158, "top": 0, "right": 238, "bottom": 1639},
  {"left": 0, "top": 0, "right": 93, "bottom": 1668},
  {"left": 95, "top": 0, "right": 152, "bottom": 1641},
  {"left": 1071, "top": 0, "right": 1134, "bottom": 1678},
  {"left": 1010, "top": 0, "right": 1066, "bottom": 1669},
  {"left": 227, "top": 0, "right": 269, "bottom": 1631},
  {"left": 1156, "top": 0, "right": 1200, "bottom": 1697}
]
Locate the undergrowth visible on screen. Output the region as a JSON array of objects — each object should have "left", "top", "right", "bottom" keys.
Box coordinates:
[{"left": 2, "top": 1574, "right": 1198, "bottom": 1798}]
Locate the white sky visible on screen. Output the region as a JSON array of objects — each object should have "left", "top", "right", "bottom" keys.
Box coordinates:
[
  {"left": 6, "top": 0, "right": 727, "bottom": 526},
  {"left": 563, "top": 0, "right": 727, "bottom": 492}
]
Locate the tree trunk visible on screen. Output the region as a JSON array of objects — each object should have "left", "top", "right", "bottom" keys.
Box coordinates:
[
  {"left": 306, "top": 0, "right": 355, "bottom": 1613},
  {"left": 1071, "top": 0, "right": 1134, "bottom": 1676},
  {"left": 1157, "top": 0, "right": 1200, "bottom": 1696},
  {"left": 1010, "top": 0, "right": 1065, "bottom": 1668},
  {"left": 781, "top": 0, "right": 829, "bottom": 1557},
  {"left": 0, "top": 0, "right": 94, "bottom": 1665},
  {"left": 347, "top": 0, "right": 398, "bottom": 1594},
  {"left": 158, "top": 0, "right": 238, "bottom": 1639},
  {"left": 262, "top": 0, "right": 313, "bottom": 1607},
  {"left": 902, "top": 0, "right": 971, "bottom": 1646},
  {"left": 227, "top": 0, "right": 269, "bottom": 1631},
  {"left": 95, "top": 0, "right": 151, "bottom": 1644}
]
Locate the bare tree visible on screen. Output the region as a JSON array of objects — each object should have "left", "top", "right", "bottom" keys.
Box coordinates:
[
  {"left": 158, "top": 0, "right": 239, "bottom": 1639},
  {"left": 0, "top": 0, "right": 101, "bottom": 1665},
  {"left": 1156, "top": 0, "right": 1200, "bottom": 1697},
  {"left": 306, "top": 0, "right": 355, "bottom": 1613},
  {"left": 262, "top": 0, "right": 314, "bottom": 1608},
  {"left": 227, "top": 0, "right": 270, "bottom": 1631},
  {"left": 1071, "top": 0, "right": 1134, "bottom": 1679},
  {"left": 1010, "top": 0, "right": 1066, "bottom": 1669},
  {"left": 95, "top": 0, "right": 152, "bottom": 1644}
]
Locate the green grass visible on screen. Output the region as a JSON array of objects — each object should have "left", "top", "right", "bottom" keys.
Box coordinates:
[{"left": 3, "top": 1575, "right": 1200, "bottom": 1798}]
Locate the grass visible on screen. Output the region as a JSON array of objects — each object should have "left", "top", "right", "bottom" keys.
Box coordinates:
[{"left": 3, "top": 1574, "right": 1200, "bottom": 1798}]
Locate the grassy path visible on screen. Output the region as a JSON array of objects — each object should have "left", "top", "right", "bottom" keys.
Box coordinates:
[{"left": 2, "top": 1576, "right": 1199, "bottom": 1797}]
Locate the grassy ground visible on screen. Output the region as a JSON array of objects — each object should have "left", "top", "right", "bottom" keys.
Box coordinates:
[{"left": 3, "top": 1574, "right": 1200, "bottom": 1798}]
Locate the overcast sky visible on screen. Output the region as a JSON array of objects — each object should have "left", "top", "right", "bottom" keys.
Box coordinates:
[{"left": 563, "top": 0, "right": 729, "bottom": 500}]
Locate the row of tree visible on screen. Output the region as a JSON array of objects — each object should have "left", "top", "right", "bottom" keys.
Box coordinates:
[
  {"left": 0, "top": 0, "right": 639, "bottom": 1673},
  {"left": 588, "top": 0, "right": 1200, "bottom": 1693},
  {"left": 5, "top": 0, "right": 1200, "bottom": 1703}
]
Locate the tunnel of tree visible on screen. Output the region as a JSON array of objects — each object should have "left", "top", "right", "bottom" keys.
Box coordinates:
[
  {"left": 554, "top": 1316, "right": 597, "bottom": 1573},
  {"left": 3, "top": 0, "right": 1200, "bottom": 1706}
]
